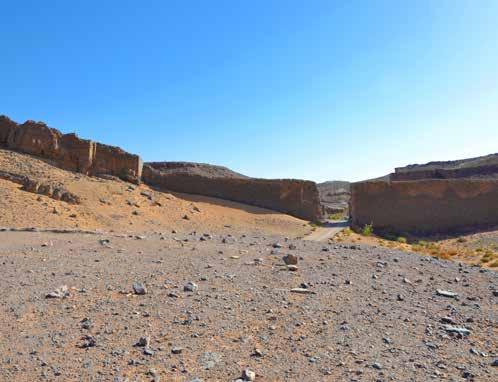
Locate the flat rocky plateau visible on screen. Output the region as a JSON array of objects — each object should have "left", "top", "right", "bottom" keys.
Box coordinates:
[{"left": 0, "top": 229, "right": 497, "bottom": 382}]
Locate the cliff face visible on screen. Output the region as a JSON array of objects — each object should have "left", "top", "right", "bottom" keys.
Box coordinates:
[
  {"left": 0, "top": 116, "right": 142, "bottom": 183},
  {"left": 0, "top": 115, "right": 321, "bottom": 221},
  {"left": 392, "top": 153, "right": 498, "bottom": 180},
  {"left": 350, "top": 153, "right": 498, "bottom": 234},
  {"left": 142, "top": 163, "right": 323, "bottom": 221},
  {"left": 350, "top": 179, "right": 498, "bottom": 234}
]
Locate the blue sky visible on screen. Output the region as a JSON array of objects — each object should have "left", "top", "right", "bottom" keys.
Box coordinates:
[{"left": 1, "top": 1, "right": 497, "bottom": 182}]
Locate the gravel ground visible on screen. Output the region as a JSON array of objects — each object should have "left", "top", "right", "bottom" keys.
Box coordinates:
[{"left": 0, "top": 230, "right": 497, "bottom": 382}]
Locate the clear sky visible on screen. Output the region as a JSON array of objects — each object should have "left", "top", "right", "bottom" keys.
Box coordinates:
[{"left": 1, "top": 1, "right": 497, "bottom": 182}]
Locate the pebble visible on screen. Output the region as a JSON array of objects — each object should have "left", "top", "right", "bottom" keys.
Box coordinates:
[
  {"left": 135, "top": 336, "right": 150, "bottom": 347},
  {"left": 241, "top": 368, "right": 256, "bottom": 381},
  {"left": 132, "top": 282, "right": 147, "bottom": 295},
  {"left": 372, "top": 362, "right": 382, "bottom": 370},
  {"left": 184, "top": 282, "right": 198, "bottom": 292},
  {"left": 172, "top": 347, "right": 183, "bottom": 354},
  {"left": 283, "top": 254, "right": 298, "bottom": 265},
  {"left": 290, "top": 288, "right": 315, "bottom": 294},
  {"left": 436, "top": 289, "right": 458, "bottom": 298},
  {"left": 46, "top": 285, "right": 69, "bottom": 299},
  {"left": 442, "top": 325, "right": 470, "bottom": 336}
]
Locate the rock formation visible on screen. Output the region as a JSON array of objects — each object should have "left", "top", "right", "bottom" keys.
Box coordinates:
[
  {"left": 0, "top": 115, "right": 323, "bottom": 221},
  {"left": 351, "top": 155, "right": 498, "bottom": 234},
  {"left": 143, "top": 162, "right": 323, "bottom": 221},
  {"left": 0, "top": 116, "right": 142, "bottom": 183}
]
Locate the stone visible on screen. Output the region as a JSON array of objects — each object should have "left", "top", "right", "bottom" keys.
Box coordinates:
[
  {"left": 282, "top": 254, "right": 298, "bottom": 265},
  {"left": 79, "top": 335, "right": 96, "bottom": 348},
  {"left": 184, "top": 282, "right": 198, "bottom": 292},
  {"left": 198, "top": 352, "right": 222, "bottom": 370},
  {"left": 171, "top": 347, "right": 183, "bottom": 354},
  {"left": 241, "top": 368, "right": 256, "bottom": 381},
  {"left": 132, "top": 282, "right": 147, "bottom": 295},
  {"left": 290, "top": 288, "right": 315, "bottom": 294},
  {"left": 46, "top": 285, "right": 69, "bottom": 299},
  {"left": 81, "top": 318, "right": 93, "bottom": 329},
  {"left": 436, "top": 290, "right": 458, "bottom": 298},
  {"left": 136, "top": 336, "right": 150, "bottom": 347},
  {"left": 287, "top": 265, "right": 298, "bottom": 271},
  {"left": 143, "top": 348, "right": 154, "bottom": 356},
  {"left": 443, "top": 325, "right": 470, "bottom": 336},
  {"left": 440, "top": 316, "right": 456, "bottom": 324}
]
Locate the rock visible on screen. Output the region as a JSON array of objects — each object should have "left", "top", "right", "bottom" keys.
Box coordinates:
[
  {"left": 287, "top": 265, "right": 298, "bottom": 271},
  {"left": 46, "top": 285, "right": 69, "bottom": 299},
  {"left": 290, "top": 288, "right": 315, "bottom": 294},
  {"left": 199, "top": 352, "right": 222, "bottom": 370},
  {"left": 135, "top": 336, "right": 150, "bottom": 347},
  {"left": 81, "top": 318, "right": 93, "bottom": 330},
  {"left": 184, "top": 282, "right": 198, "bottom": 292},
  {"left": 491, "top": 359, "right": 498, "bottom": 367},
  {"left": 440, "top": 316, "right": 456, "bottom": 324},
  {"left": 79, "top": 335, "right": 96, "bottom": 348},
  {"left": 443, "top": 325, "right": 470, "bottom": 336},
  {"left": 272, "top": 243, "right": 282, "bottom": 248},
  {"left": 436, "top": 290, "right": 458, "bottom": 298},
  {"left": 241, "top": 368, "right": 256, "bottom": 381},
  {"left": 132, "top": 282, "right": 147, "bottom": 295},
  {"left": 171, "top": 347, "right": 183, "bottom": 354},
  {"left": 143, "top": 348, "right": 154, "bottom": 356},
  {"left": 372, "top": 362, "right": 382, "bottom": 370},
  {"left": 283, "top": 254, "right": 298, "bottom": 265}
]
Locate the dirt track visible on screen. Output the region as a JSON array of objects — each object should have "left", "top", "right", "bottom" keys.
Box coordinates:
[{"left": 304, "top": 220, "right": 349, "bottom": 242}]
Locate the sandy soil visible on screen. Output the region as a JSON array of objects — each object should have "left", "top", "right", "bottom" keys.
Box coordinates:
[
  {"left": 0, "top": 149, "right": 310, "bottom": 237},
  {"left": 334, "top": 227, "right": 498, "bottom": 269}
]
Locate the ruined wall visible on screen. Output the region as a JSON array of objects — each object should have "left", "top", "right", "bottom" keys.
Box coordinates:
[
  {"left": 142, "top": 164, "right": 323, "bottom": 221},
  {"left": 350, "top": 179, "right": 498, "bottom": 234},
  {"left": 0, "top": 115, "right": 142, "bottom": 183}
]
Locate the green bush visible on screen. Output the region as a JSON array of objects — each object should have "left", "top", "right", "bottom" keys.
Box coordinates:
[{"left": 362, "top": 223, "right": 373, "bottom": 236}]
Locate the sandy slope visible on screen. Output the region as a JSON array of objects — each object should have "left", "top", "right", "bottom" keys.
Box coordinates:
[{"left": 0, "top": 148, "right": 310, "bottom": 237}]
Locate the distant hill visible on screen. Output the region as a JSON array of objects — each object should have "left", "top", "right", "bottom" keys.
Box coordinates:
[
  {"left": 393, "top": 153, "right": 498, "bottom": 180},
  {"left": 146, "top": 162, "right": 249, "bottom": 179},
  {"left": 317, "top": 180, "right": 351, "bottom": 215}
]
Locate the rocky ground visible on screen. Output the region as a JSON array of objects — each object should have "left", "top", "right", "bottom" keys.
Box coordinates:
[{"left": 0, "top": 229, "right": 497, "bottom": 382}]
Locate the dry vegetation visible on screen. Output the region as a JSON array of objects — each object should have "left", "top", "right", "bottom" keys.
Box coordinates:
[{"left": 333, "top": 225, "right": 498, "bottom": 268}]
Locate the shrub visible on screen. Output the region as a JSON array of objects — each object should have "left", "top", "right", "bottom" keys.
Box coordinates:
[
  {"left": 397, "top": 236, "right": 407, "bottom": 244},
  {"left": 342, "top": 227, "right": 352, "bottom": 236},
  {"left": 362, "top": 223, "right": 373, "bottom": 236}
]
